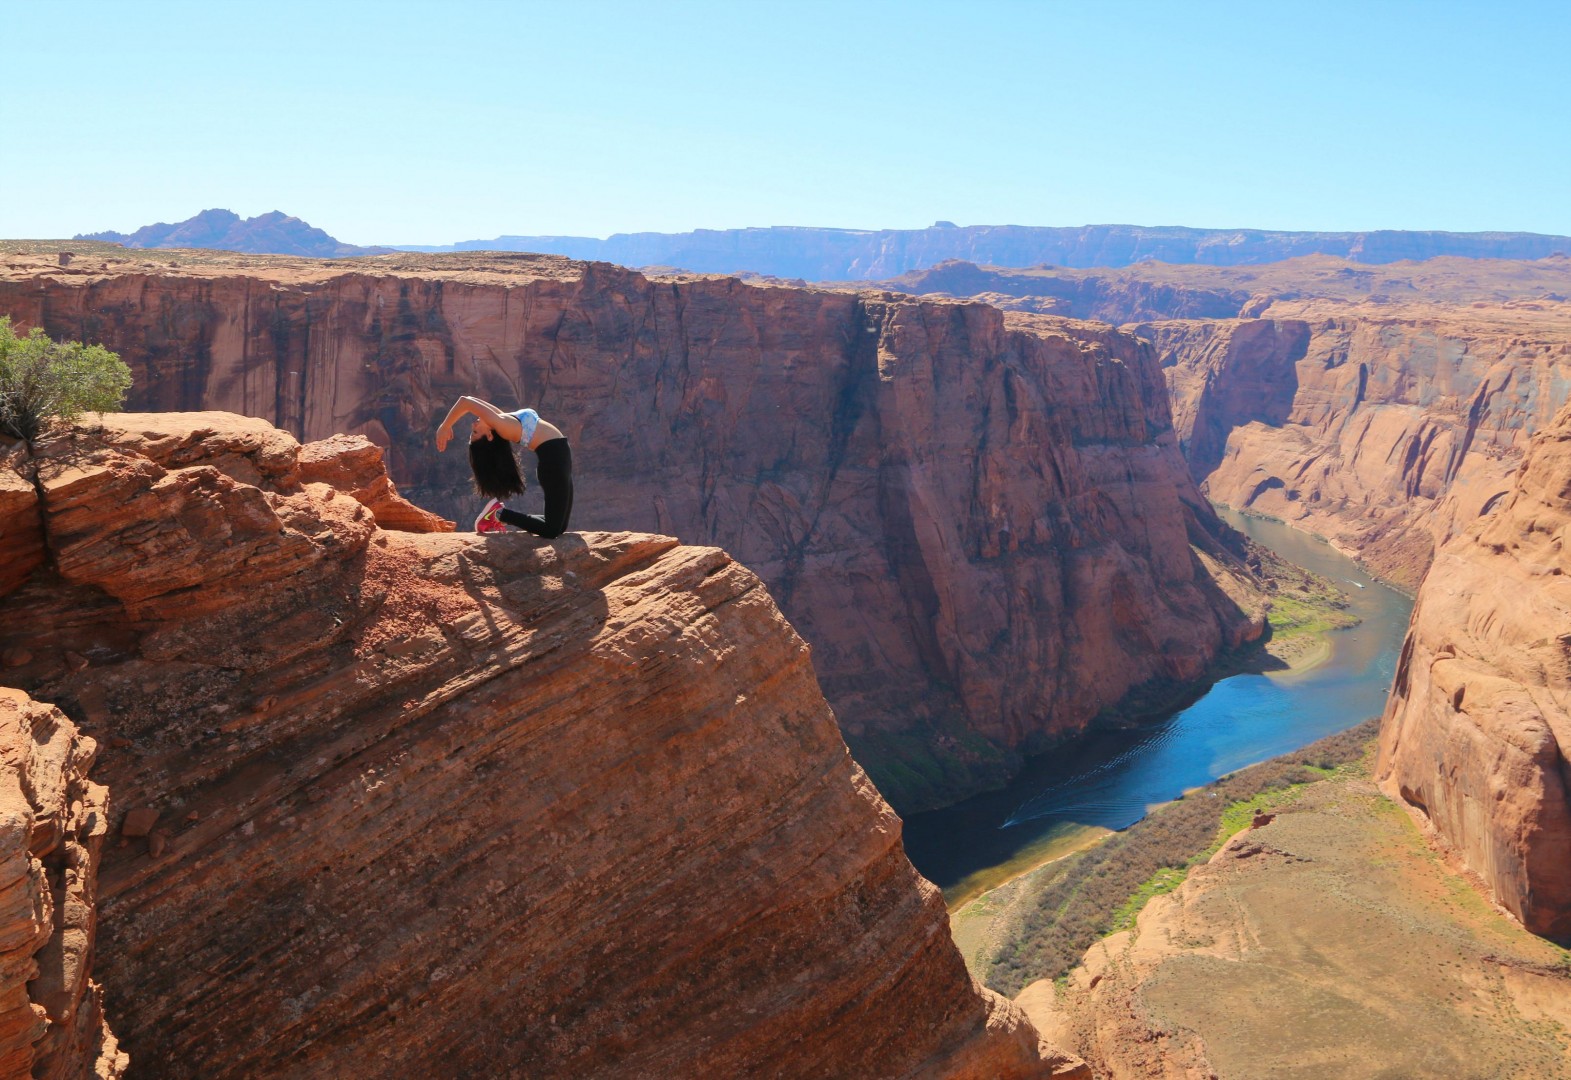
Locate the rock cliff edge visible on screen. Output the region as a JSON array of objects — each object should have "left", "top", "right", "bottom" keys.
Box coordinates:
[
  {"left": 0, "top": 249, "right": 1261, "bottom": 811},
  {"left": 0, "top": 412, "right": 1082, "bottom": 1077}
]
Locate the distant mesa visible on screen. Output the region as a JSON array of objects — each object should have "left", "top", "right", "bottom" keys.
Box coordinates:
[
  {"left": 392, "top": 222, "right": 1571, "bottom": 280},
  {"left": 76, "top": 208, "right": 393, "bottom": 258},
  {"left": 70, "top": 213, "right": 1571, "bottom": 278}
]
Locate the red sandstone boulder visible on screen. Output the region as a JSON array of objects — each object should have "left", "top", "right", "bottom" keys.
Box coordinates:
[{"left": 297, "top": 433, "right": 454, "bottom": 533}]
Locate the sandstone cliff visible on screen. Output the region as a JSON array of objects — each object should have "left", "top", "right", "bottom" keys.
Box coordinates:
[
  {"left": 0, "top": 247, "right": 1259, "bottom": 811},
  {"left": 882, "top": 254, "right": 1571, "bottom": 321},
  {"left": 0, "top": 412, "right": 1082, "bottom": 1078},
  {"left": 1378, "top": 402, "right": 1571, "bottom": 941},
  {"left": 879, "top": 256, "right": 1571, "bottom": 589},
  {"left": 1149, "top": 301, "right": 1571, "bottom": 588}
]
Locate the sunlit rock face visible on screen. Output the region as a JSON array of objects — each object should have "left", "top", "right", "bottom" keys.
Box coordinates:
[
  {"left": 1379, "top": 402, "right": 1571, "bottom": 941},
  {"left": 880, "top": 256, "right": 1571, "bottom": 591},
  {"left": 0, "top": 689, "right": 127, "bottom": 1079},
  {"left": 0, "top": 412, "right": 1074, "bottom": 1078},
  {"left": 1157, "top": 306, "right": 1571, "bottom": 589},
  {"left": 2, "top": 251, "right": 1256, "bottom": 811}
]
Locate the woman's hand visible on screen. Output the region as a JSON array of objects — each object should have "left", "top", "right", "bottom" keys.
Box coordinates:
[{"left": 435, "top": 395, "right": 521, "bottom": 450}]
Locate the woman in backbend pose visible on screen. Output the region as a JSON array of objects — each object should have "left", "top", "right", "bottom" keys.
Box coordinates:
[{"left": 435, "top": 395, "right": 574, "bottom": 538}]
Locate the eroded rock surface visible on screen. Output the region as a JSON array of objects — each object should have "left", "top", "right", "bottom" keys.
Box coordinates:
[
  {"left": 875, "top": 255, "right": 1571, "bottom": 589},
  {"left": 0, "top": 250, "right": 1257, "bottom": 809},
  {"left": 1378, "top": 402, "right": 1571, "bottom": 940},
  {"left": 0, "top": 412, "right": 1072, "bottom": 1078},
  {"left": 0, "top": 441, "right": 43, "bottom": 599},
  {"left": 0, "top": 690, "right": 126, "bottom": 1079},
  {"left": 1161, "top": 302, "right": 1571, "bottom": 587}
]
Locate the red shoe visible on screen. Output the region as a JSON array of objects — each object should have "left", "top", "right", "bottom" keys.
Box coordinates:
[{"left": 474, "top": 499, "right": 507, "bottom": 534}]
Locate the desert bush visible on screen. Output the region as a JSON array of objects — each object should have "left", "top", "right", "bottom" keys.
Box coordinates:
[{"left": 0, "top": 317, "right": 131, "bottom": 441}]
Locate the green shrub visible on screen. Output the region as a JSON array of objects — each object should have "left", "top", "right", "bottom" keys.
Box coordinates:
[{"left": 0, "top": 317, "right": 132, "bottom": 441}]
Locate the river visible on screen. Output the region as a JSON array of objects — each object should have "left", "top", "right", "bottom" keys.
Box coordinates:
[{"left": 901, "top": 509, "right": 1415, "bottom": 909}]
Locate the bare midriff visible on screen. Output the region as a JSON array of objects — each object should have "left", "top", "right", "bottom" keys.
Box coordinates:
[{"left": 527, "top": 418, "right": 566, "bottom": 450}]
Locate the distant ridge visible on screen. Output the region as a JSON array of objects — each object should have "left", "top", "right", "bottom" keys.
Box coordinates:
[
  {"left": 78, "top": 208, "right": 393, "bottom": 258},
  {"left": 395, "top": 222, "right": 1571, "bottom": 280}
]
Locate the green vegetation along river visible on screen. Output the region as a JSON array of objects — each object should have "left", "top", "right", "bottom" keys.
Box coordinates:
[{"left": 902, "top": 509, "right": 1415, "bottom": 908}]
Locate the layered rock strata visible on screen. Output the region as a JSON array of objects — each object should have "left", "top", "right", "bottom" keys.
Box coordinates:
[
  {"left": 0, "top": 690, "right": 126, "bottom": 1078},
  {"left": 0, "top": 250, "right": 1258, "bottom": 810},
  {"left": 0, "top": 440, "right": 44, "bottom": 597},
  {"left": 1378, "top": 402, "right": 1571, "bottom": 940},
  {"left": 0, "top": 412, "right": 1077, "bottom": 1077},
  {"left": 1153, "top": 303, "right": 1571, "bottom": 587},
  {"left": 878, "top": 256, "right": 1571, "bottom": 588},
  {"left": 882, "top": 255, "right": 1571, "bottom": 322}
]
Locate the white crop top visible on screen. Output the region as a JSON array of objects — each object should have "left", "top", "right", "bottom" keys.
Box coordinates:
[{"left": 510, "top": 408, "right": 540, "bottom": 444}]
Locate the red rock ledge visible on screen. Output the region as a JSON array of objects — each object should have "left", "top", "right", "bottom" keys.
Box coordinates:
[{"left": 0, "top": 412, "right": 1081, "bottom": 1078}]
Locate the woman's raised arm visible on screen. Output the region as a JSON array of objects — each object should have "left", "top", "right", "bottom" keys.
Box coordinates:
[{"left": 435, "top": 396, "right": 525, "bottom": 450}]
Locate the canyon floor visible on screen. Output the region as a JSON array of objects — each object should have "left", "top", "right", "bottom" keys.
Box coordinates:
[{"left": 1013, "top": 761, "right": 1571, "bottom": 1079}]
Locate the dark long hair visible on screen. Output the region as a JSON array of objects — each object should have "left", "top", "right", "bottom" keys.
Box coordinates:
[{"left": 468, "top": 433, "right": 526, "bottom": 500}]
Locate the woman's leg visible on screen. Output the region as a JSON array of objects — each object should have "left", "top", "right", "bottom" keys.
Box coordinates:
[{"left": 497, "top": 440, "right": 573, "bottom": 538}]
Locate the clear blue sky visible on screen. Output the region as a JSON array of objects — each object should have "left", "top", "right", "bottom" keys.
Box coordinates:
[{"left": 7, "top": 0, "right": 1569, "bottom": 244}]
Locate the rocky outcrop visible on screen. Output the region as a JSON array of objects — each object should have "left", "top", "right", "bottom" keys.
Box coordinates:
[
  {"left": 0, "top": 412, "right": 1074, "bottom": 1077},
  {"left": 0, "top": 251, "right": 1258, "bottom": 810},
  {"left": 0, "top": 690, "right": 126, "bottom": 1079},
  {"left": 400, "top": 223, "right": 1571, "bottom": 278},
  {"left": 295, "top": 432, "right": 455, "bottom": 532},
  {"left": 1378, "top": 403, "right": 1571, "bottom": 941}
]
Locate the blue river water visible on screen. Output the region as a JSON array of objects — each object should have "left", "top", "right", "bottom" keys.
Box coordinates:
[{"left": 901, "top": 509, "right": 1415, "bottom": 906}]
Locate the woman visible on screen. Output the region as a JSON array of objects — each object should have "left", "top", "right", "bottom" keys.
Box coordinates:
[{"left": 435, "top": 395, "right": 573, "bottom": 538}]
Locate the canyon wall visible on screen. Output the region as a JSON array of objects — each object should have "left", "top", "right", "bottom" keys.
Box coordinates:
[
  {"left": 0, "top": 412, "right": 1084, "bottom": 1078},
  {"left": 0, "top": 249, "right": 1259, "bottom": 811},
  {"left": 1150, "top": 301, "right": 1571, "bottom": 587},
  {"left": 1378, "top": 403, "right": 1571, "bottom": 940},
  {"left": 880, "top": 257, "right": 1571, "bottom": 589}
]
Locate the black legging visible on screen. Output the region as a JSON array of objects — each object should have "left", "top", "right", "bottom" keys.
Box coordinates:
[{"left": 499, "top": 437, "right": 573, "bottom": 538}]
